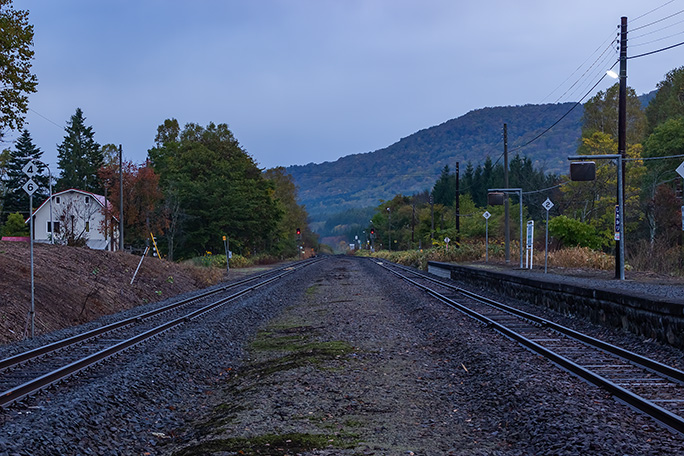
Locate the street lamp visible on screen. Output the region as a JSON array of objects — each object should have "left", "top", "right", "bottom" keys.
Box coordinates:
[
  {"left": 488, "top": 187, "right": 524, "bottom": 268},
  {"left": 568, "top": 154, "right": 625, "bottom": 280}
]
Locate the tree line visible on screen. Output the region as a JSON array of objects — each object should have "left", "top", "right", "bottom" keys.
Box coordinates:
[
  {"left": 0, "top": 110, "right": 315, "bottom": 260},
  {"left": 367, "top": 67, "right": 684, "bottom": 270}
]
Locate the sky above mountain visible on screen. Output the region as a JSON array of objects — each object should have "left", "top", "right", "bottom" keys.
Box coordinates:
[{"left": 11, "top": 0, "right": 684, "bottom": 171}]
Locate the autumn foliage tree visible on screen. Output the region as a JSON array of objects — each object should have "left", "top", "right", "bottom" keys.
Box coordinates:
[{"left": 98, "top": 160, "right": 166, "bottom": 248}]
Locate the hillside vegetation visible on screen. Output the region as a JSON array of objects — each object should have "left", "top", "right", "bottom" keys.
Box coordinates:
[{"left": 288, "top": 102, "right": 583, "bottom": 224}]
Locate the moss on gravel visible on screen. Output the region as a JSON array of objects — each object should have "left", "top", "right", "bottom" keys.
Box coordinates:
[
  {"left": 170, "top": 313, "right": 359, "bottom": 455},
  {"left": 172, "top": 431, "right": 357, "bottom": 456}
]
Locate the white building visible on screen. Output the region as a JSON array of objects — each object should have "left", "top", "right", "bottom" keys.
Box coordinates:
[{"left": 31, "top": 189, "right": 119, "bottom": 250}]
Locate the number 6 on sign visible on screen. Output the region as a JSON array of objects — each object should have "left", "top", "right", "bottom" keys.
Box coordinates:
[{"left": 22, "top": 178, "right": 37, "bottom": 196}]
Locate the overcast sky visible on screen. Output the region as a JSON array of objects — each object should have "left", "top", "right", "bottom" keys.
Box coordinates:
[{"left": 9, "top": 0, "right": 684, "bottom": 172}]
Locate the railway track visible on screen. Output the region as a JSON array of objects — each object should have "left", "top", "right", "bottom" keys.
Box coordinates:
[
  {"left": 375, "top": 259, "right": 684, "bottom": 435},
  {"left": 0, "top": 257, "right": 323, "bottom": 408}
]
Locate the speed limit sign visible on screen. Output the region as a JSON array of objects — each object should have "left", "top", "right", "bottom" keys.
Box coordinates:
[{"left": 22, "top": 178, "right": 37, "bottom": 196}]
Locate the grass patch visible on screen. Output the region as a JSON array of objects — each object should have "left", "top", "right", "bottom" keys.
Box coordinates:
[
  {"left": 305, "top": 284, "right": 320, "bottom": 295},
  {"left": 249, "top": 340, "right": 354, "bottom": 378},
  {"left": 173, "top": 431, "right": 357, "bottom": 456}
]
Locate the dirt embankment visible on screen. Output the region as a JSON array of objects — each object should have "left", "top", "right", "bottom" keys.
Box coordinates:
[{"left": 0, "top": 241, "right": 224, "bottom": 344}]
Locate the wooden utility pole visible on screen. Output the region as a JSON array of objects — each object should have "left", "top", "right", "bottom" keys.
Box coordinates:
[
  {"left": 504, "top": 124, "right": 510, "bottom": 263},
  {"left": 455, "top": 162, "right": 460, "bottom": 247},
  {"left": 119, "top": 144, "right": 124, "bottom": 252}
]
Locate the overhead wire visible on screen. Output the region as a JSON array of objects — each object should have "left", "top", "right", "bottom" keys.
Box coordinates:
[
  {"left": 629, "top": 40, "right": 684, "bottom": 59},
  {"left": 630, "top": 29, "right": 684, "bottom": 48},
  {"left": 630, "top": 8, "right": 684, "bottom": 33},
  {"left": 632, "top": 0, "right": 677, "bottom": 23},
  {"left": 540, "top": 29, "right": 618, "bottom": 104},
  {"left": 552, "top": 36, "right": 618, "bottom": 104},
  {"left": 630, "top": 17, "right": 684, "bottom": 42},
  {"left": 509, "top": 60, "right": 618, "bottom": 153}
]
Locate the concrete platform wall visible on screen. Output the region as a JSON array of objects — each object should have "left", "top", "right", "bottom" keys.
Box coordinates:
[{"left": 428, "top": 262, "right": 684, "bottom": 349}]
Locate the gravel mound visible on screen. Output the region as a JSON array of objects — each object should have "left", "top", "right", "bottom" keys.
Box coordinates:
[{"left": 0, "top": 256, "right": 682, "bottom": 455}]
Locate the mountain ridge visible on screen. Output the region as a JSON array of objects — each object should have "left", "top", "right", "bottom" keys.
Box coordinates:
[
  {"left": 288, "top": 102, "right": 582, "bottom": 220},
  {"left": 286, "top": 91, "right": 656, "bottom": 235}
]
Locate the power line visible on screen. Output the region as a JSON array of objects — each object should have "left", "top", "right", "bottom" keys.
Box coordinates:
[
  {"left": 510, "top": 62, "right": 617, "bottom": 153},
  {"left": 628, "top": 39, "right": 684, "bottom": 59},
  {"left": 631, "top": 8, "right": 684, "bottom": 33},
  {"left": 29, "top": 108, "right": 62, "bottom": 130},
  {"left": 522, "top": 181, "right": 569, "bottom": 195},
  {"left": 630, "top": 29, "right": 684, "bottom": 48},
  {"left": 552, "top": 37, "right": 617, "bottom": 104},
  {"left": 626, "top": 153, "right": 684, "bottom": 161},
  {"left": 540, "top": 29, "right": 617, "bottom": 104},
  {"left": 632, "top": 0, "right": 677, "bottom": 23},
  {"left": 630, "top": 17, "right": 684, "bottom": 42}
]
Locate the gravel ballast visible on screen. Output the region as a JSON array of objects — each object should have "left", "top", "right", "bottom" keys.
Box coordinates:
[{"left": 1, "top": 256, "right": 683, "bottom": 455}]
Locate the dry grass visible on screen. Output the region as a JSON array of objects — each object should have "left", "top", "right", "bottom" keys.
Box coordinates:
[{"left": 358, "top": 240, "right": 684, "bottom": 277}]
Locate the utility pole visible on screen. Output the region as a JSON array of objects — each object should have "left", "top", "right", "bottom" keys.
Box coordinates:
[
  {"left": 430, "top": 193, "right": 434, "bottom": 241},
  {"left": 411, "top": 202, "right": 415, "bottom": 249},
  {"left": 119, "top": 144, "right": 124, "bottom": 252},
  {"left": 504, "top": 124, "right": 510, "bottom": 263},
  {"left": 387, "top": 207, "right": 391, "bottom": 251},
  {"left": 616, "top": 16, "right": 627, "bottom": 279},
  {"left": 455, "top": 162, "right": 460, "bottom": 247}
]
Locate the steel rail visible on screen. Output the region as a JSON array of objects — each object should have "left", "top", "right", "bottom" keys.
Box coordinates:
[
  {"left": 391, "top": 262, "right": 684, "bottom": 384},
  {"left": 376, "top": 260, "right": 684, "bottom": 435},
  {"left": 0, "top": 258, "right": 323, "bottom": 407},
  {"left": 0, "top": 259, "right": 315, "bottom": 372}
]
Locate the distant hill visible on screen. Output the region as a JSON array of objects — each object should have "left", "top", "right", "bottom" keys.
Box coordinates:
[
  {"left": 288, "top": 92, "right": 658, "bottom": 237},
  {"left": 288, "top": 103, "right": 583, "bottom": 222}
]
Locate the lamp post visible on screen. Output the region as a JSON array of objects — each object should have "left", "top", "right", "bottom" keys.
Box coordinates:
[
  {"left": 488, "top": 188, "right": 524, "bottom": 268},
  {"left": 569, "top": 154, "right": 625, "bottom": 280},
  {"left": 33, "top": 160, "right": 53, "bottom": 244}
]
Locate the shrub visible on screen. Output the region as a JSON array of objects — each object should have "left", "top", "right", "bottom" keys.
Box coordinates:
[
  {"left": 1, "top": 213, "right": 29, "bottom": 237},
  {"left": 548, "top": 215, "right": 605, "bottom": 250}
]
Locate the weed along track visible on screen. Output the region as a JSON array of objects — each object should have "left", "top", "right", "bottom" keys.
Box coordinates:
[{"left": 1, "top": 256, "right": 683, "bottom": 455}]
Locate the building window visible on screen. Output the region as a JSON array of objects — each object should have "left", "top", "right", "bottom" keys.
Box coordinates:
[
  {"left": 55, "top": 196, "right": 61, "bottom": 204},
  {"left": 47, "top": 221, "right": 60, "bottom": 233},
  {"left": 85, "top": 221, "right": 90, "bottom": 232},
  {"left": 85, "top": 196, "right": 90, "bottom": 205}
]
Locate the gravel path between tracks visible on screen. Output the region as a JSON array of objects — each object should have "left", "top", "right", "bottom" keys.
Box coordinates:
[{"left": 1, "top": 256, "right": 683, "bottom": 455}]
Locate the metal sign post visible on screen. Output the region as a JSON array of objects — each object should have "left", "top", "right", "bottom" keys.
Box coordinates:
[
  {"left": 483, "top": 211, "right": 491, "bottom": 262},
  {"left": 223, "top": 235, "right": 230, "bottom": 272},
  {"left": 488, "top": 188, "right": 523, "bottom": 268},
  {"left": 22, "top": 161, "right": 37, "bottom": 338},
  {"left": 542, "top": 198, "right": 553, "bottom": 273}
]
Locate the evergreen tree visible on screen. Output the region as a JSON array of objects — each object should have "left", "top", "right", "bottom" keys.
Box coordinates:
[
  {"left": 432, "top": 165, "right": 457, "bottom": 206},
  {"left": 3, "top": 129, "right": 49, "bottom": 219},
  {"left": 56, "top": 108, "right": 103, "bottom": 193}
]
